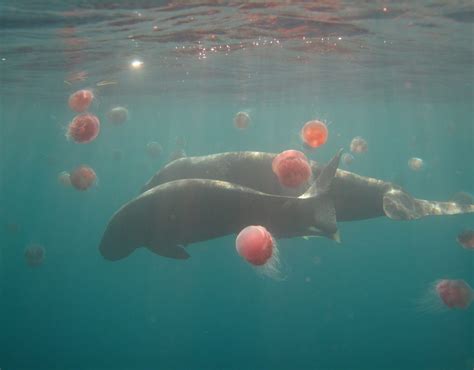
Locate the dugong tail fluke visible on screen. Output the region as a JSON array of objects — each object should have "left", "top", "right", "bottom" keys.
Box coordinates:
[
  {"left": 383, "top": 189, "right": 474, "bottom": 220},
  {"left": 300, "top": 149, "right": 342, "bottom": 237}
]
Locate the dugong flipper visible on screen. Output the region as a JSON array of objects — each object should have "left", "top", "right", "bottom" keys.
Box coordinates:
[
  {"left": 142, "top": 151, "right": 474, "bottom": 222},
  {"left": 99, "top": 150, "right": 342, "bottom": 261}
]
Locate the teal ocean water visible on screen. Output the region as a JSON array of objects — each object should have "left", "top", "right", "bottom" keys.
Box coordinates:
[{"left": 0, "top": 2, "right": 473, "bottom": 369}]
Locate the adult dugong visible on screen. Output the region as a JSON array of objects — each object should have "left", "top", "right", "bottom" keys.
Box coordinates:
[
  {"left": 99, "top": 151, "right": 342, "bottom": 261},
  {"left": 141, "top": 152, "right": 474, "bottom": 222}
]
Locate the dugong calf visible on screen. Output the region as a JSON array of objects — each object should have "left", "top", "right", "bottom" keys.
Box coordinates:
[
  {"left": 100, "top": 151, "right": 342, "bottom": 261},
  {"left": 142, "top": 152, "right": 474, "bottom": 222}
]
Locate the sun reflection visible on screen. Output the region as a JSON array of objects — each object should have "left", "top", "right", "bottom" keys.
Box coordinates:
[{"left": 130, "top": 59, "right": 143, "bottom": 69}]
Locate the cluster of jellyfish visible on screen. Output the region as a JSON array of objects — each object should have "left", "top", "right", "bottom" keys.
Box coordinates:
[
  {"left": 231, "top": 117, "right": 473, "bottom": 312},
  {"left": 59, "top": 89, "right": 104, "bottom": 191},
  {"left": 59, "top": 88, "right": 191, "bottom": 192},
  {"left": 58, "top": 88, "right": 133, "bottom": 191},
  {"left": 234, "top": 119, "right": 323, "bottom": 279},
  {"left": 59, "top": 92, "right": 474, "bottom": 309}
]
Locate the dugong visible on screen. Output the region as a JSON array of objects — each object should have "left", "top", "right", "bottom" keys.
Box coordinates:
[
  {"left": 99, "top": 151, "right": 342, "bottom": 261},
  {"left": 141, "top": 151, "right": 474, "bottom": 222}
]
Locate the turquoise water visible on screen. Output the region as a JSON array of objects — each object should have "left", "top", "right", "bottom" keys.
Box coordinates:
[{"left": 1, "top": 2, "right": 473, "bottom": 369}]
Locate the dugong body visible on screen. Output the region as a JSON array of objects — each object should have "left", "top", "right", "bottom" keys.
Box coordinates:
[
  {"left": 142, "top": 152, "right": 474, "bottom": 222},
  {"left": 100, "top": 152, "right": 342, "bottom": 261}
]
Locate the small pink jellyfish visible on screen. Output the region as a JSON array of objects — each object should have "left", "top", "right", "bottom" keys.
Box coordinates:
[
  {"left": 436, "top": 279, "right": 473, "bottom": 309},
  {"left": 456, "top": 230, "right": 474, "bottom": 250},
  {"left": 341, "top": 153, "right": 354, "bottom": 166},
  {"left": 146, "top": 141, "right": 163, "bottom": 159},
  {"left": 419, "top": 279, "right": 473, "bottom": 313},
  {"left": 408, "top": 157, "right": 424, "bottom": 171},
  {"left": 70, "top": 165, "right": 97, "bottom": 191},
  {"left": 107, "top": 106, "right": 129, "bottom": 125},
  {"left": 58, "top": 171, "right": 71, "bottom": 187},
  {"left": 236, "top": 225, "right": 281, "bottom": 278},
  {"left": 25, "top": 244, "right": 45, "bottom": 267},
  {"left": 68, "top": 89, "right": 94, "bottom": 113},
  {"left": 272, "top": 150, "right": 312, "bottom": 188},
  {"left": 350, "top": 136, "right": 368, "bottom": 154},
  {"left": 300, "top": 120, "right": 328, "bottom": 148},
  {"left": 234, "top": 111, "right": 250, "bottom": 130}
]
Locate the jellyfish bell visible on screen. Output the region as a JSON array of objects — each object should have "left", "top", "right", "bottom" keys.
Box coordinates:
[
  {"left": 350, "top": 136, "right": 368, "bottom": 154},
  {"left": 68, "top": 89, "right": 94, "bottom": 113},
  {"left": 300, "top": 120, "right": 328, "bottom": 148},
  {"left": 234, "top": 111, "right": 250, "bottom": 130},
  {"left": 24, "top": 244, "right": 45, "bottom": 267},
  {"left": 58, "top": 171, "right": 71, "bottom": 187},
  {"left": 272, "top": 150, "right": 311, "bottom": 188},
  {"left": 236, "top": 226, "right": 273, "bottom": 266},
  {"left": 66, "top": 113, "right": 100, "bottom": 143},
  {"left": 236, "top": 225, "right": 281, "bottom": 279},
  {"left": 107, "top": 106, "right": 129, "bottom": 125},
  {"left": 342, "top": 153, "right": 354, "bottom": 166},
  {"left": 456, "top": 230, "right": 474, "bottom": 250},
  {"left": 146, "top": 141, "right": 163, "bottom": 159},
  {"left": 408, "top": 157, "right": 424, "bottom": 171},
  {"left": 436, "top": 279, "right": 473, "bottom": 309},
  {"left": 417, "top": 279, "right": 473, "bottom": 313},
  {"left": 70, "top": 165, "right": 97, "bottom": 191}
]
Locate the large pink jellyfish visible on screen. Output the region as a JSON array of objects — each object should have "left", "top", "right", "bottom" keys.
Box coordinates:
[{"left": 272, "top": 150, "right": 312, "bottom": 188}]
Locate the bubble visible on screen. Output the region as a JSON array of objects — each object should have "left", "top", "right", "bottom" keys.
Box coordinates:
[
  {"left": 408, "top": 157, "right": 424, "bottom": 171},
  {"left": 70, "top": 165, "right": 97, "bottom": 191},
  {"left": 24, "top": 244, "right": 45, "bottom": 267},
  {"left": 234, "top": 111, "right": 250, "bottom": 129},
  {"left": 350, "top": 136, "right": 368, "bottom": 154},
  {"left": 300, "top": 120, "right": 328, "bottom": 148},
  {"left": 68, "top": 89, "right": 94, "bottom": 113},
  {"left": 272, "top": 150, "right": 311, "bottom": 188},
  {"left": 341, "top": 153, "right": 354, "bottom": 166},
  {"left": 146, "top": 142, "right": 163, "bottom": 159},
  {"left": 58, "top": 171, "right": 71, "bottom": 187},
  {"left": 107, "top": 106, "right": 129, "bottom": 125},
  {"left": 456, "top": 230, "right": 474, "bottom": 250},
  {"left": 67, "top": 114, "right": 100, "bottom": 143}
]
